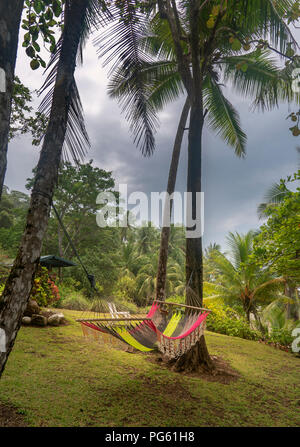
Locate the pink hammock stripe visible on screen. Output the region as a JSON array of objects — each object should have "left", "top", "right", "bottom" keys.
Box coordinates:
[
  {"left": 147, "top": 302, "right": 159, "bottom": 318},
  {"left": 81, "top": 321, "right": 106, "bottom": 333},
  {"left": 128, "top": 302, "right": 158, "bottom": 335},
  {"left": 155, "top": 311, "right": 209, "bottom": 340}
]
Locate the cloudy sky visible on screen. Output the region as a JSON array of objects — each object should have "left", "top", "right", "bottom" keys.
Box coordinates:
[{"left": 6, "top": 27, "right": 299, "bottom": 250}]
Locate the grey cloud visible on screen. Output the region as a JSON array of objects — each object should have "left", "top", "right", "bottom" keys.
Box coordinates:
[{"left": 4, "top": 36, "right": 299, "bottom": 251}]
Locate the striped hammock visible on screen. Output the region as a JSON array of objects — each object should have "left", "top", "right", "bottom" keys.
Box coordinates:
[{"left": 77, "top": 300, "right": 210, "bottom": 359}]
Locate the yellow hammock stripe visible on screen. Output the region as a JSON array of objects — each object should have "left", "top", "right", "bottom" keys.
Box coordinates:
[
  {"left": 114, "top": 312, "right": 183, "bottom": 351},
  {"left": 115, "top": 327, "right": 153, "bottom": 352},
  {"left": 163, "top": 311, "right": 182, "bottom": 337}
]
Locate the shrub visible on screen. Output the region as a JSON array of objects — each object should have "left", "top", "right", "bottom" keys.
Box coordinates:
[
  {"left": 31, "top": 267, "right": 60, "bottom": 307},
  {"left": 268, "top": 328, "right": 294, "bottom": 347},
  {"left": 113, "top": 295, "right": 139, "bottom": 314},
  {"left": 113, "top": 275, "right": 137, "bottom": 303},
  {"left": 206, "top": 302, "right": 260, "bottom": 340},
  {"left": 166, "top": 295, "right": 185, "bottom": 304},
  {"left": 0, "top": 268, "right": 60, "bottom": 308},
  {"left": 60, "top": 293, "right": 91, "bottom": 311}
]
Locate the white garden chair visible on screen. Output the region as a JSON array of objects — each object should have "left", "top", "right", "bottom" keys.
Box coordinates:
[{"left": 107, "top": 302, "right": 130, "bottom": 319}]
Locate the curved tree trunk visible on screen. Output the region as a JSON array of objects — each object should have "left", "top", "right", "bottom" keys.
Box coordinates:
[
  {"left": 0, "top": 0, "right": 24, "bottom": 199},
  {"left": 0, "top": 0, "right": 89, "bottom": 378},
  {"left": 156, "top": 97, "right": 190, "bottom": 301}
]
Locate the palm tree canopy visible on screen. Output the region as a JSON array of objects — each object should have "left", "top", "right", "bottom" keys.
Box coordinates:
[{"left": 107, "top": 0, "right": 299, "bottom": 157}]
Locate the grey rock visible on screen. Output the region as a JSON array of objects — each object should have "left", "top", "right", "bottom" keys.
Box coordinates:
[
  {"left": 48, "top": 313, "right": 65, "bottom": 326},
  {"left": 31, "top": 314, "right": 47, "bottom": 327},
  {"left": 24, "top": 299, "right": 40, "bottom": 317},
  {"left": 22, "top": 316, "right": 31, "bottom": 325}
]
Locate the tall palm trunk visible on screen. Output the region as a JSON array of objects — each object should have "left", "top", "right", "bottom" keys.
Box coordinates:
[
  {"left": 156, "top": 1, "right": 214, "bottom": 372},
  {"left": 172, "top": 95, "right": 214, "bottom": 373},
  {"left": 156, "top": 97, "right": 190, "bottom": 301},
  {"left": 0, "top": 0, "right": 24, "bottom": 199},
  {"left": 0, "top": 0, "right": 88, "bottom": 378},
  {"left": 186, "top": 101, "right": 204, "bottom": 306}
]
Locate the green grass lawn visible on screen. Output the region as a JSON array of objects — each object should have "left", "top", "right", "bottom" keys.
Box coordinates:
[{"left": 0, "top": 309, "right": 299, "bottom": 427}]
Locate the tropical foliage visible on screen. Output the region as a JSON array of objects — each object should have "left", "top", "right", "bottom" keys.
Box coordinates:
[
  {"left": 205, "top": 302, "right": 260, "bottom": 341},
  {"left": 204, "top": 231, "right": 286, "bottom": 330}
]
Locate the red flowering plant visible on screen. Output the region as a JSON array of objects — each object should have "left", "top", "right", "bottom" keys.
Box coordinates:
[{"left": 31, "top": 266, "right": 61, "bottom": 307}]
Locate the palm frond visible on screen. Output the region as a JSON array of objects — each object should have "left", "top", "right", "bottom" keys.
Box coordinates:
[
  {"left": 139, "top": 12, "right": 178, "bottom": 61},
  {"left": 210, "top": 250, "right": 244, "bottom": 290},
  {"left": 38, "top": 0, "right": 110, "bottom": 163},
  {"left": 257, "top": 182, "right": 290, "bottom": 218},
  {"left": 108, "top": 59, "right": 184, "bottom": 118},
  {"left": 95, "top": 1, "right": 157, "bottom": 156},
  {"left": 226, "top": 0, "right": 297, "bottom": 54},
  {"left": 226, "top": 231, "right": 254, "bottom": 268},
  {"left": 261, "top": 295, "right": 295, "bottom": 330},
  {"left": 204, "top": 76, "right": 247, "bottom": 157},
  {"left": 221, "top": 50, "right": 285, "bottom": 110}
]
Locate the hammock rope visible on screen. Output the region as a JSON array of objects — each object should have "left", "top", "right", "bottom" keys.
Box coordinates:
[{"left": 77, "top": 300, "right": 211, "bottom": 358}]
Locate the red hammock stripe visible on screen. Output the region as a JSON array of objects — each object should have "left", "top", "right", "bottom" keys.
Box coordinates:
[
  {"left": 81, "top": 321, "right": 107, "bottom": 333},
  {"left": 155, "top": 311, "right": 209, "bottom": 340}
]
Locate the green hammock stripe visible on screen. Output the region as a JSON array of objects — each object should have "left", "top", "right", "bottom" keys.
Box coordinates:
[
  {"left": 115, "top": 327, "right": 154, "bottom": 352},
  {"left": 163, "top": 312, "right": 183, "bottom": 337}
]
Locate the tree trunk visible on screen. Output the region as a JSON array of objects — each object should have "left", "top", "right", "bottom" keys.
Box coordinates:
[
  {"left": 185, "top": 105, "right": 204, "bottom": 307},
  {"left": 58, "top": 223, "right": 64, "bottom": 257},
  {"left": 252, "top": 306, "right": 265, "bottom": 334},
  {"left": 170, "top": 334, "right": 213, "bottom": 373},
  {"left": 172, "top": 98, "right": 214, "bottom": 373},
  {"left": 0, "top": 0, "right": 88, "bottom": 378},
  {"left": 0, "top": 0, "right": 24, "bottom": 199},
  {"left": 156, "top": 97, "right": 190, "bottom": 301},
  {"left": 285, "top": 281, "right": 297, "bottom": 320}
]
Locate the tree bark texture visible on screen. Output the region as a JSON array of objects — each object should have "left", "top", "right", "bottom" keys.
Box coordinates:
[
  {"left": 0, "top": 0, "right": 24, "bottom": 198},
  {"left": 0, "top": 0, "right": 88, "bottom": 378}
]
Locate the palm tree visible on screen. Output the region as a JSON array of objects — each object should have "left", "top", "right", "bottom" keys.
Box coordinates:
[
  {"left": 203, "top": 242, "right": 221, "bottom": 281},
  {"left": 135, "top": 224, "right": 159, "bottom": 256},
  {"left": 109, "top": 1, "right": 298, "bottom": 301},
  {"left": 0, "top": 0, "right": 24, "bottom": 199},
  {"left": 136, "top": 252, "right": 182, "bottom": 304},
  {"left": 257, "top": 182, "right": 291, "bottom": 218},
  {"left": 108, "top": 1, "right": 298, "bottom": 371},
  {"left": 136, "top": 254, "right": 158, "bottom": 305},
  {"left": 156, "top": 0, "right": 297, "bottom": 310},
  {"left": 206, "top": 231, "right": 285, "bottom": 332},
  {"left": 119, "top": 241, "right": 144, "bottom": 278},
  {"left": 205, "top": 242, "right": 221, "bottom": 258},
  {"left": 257, "top": 150, "right": 300, "bottom": 218},
  {"left": 167, "top": 257, "right": 185, "bottom": 295},
  {"left": 0, "top": 0, "right": 105, "bottom": 377}
]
